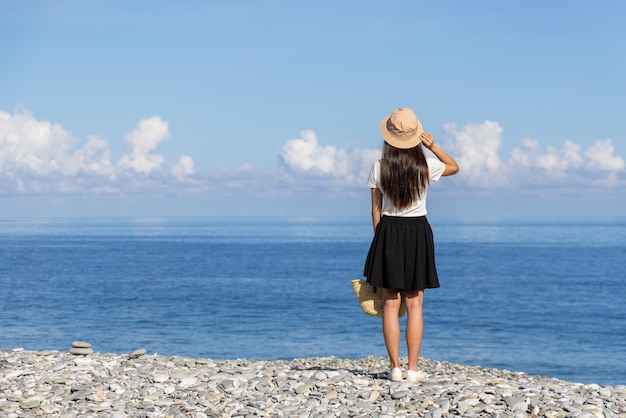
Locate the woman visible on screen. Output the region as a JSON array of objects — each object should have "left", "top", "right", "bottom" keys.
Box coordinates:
[{"left": 364, "top": 107, "right": 459, "bottom": 382}]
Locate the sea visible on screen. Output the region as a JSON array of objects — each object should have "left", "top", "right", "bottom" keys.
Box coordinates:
[{"left": 0, "top": 216, "right": 624, "bottom": 386}]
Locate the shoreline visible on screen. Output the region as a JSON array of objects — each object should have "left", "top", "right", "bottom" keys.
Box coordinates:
[{"left": 1, "top": 348, "right": 624, "bottom": 417}]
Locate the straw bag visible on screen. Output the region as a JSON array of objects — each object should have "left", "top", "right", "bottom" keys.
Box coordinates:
[{"left": 350, "top": 279, "right": 406, "bottom": 318}]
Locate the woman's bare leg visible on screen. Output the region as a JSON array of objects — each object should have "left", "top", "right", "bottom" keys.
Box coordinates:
[
  {"left": 382, "top": 288, "right": 402, "bottom": 368},
  {"left": 404, "top": 289, "right": 424, "bottom": 371}
]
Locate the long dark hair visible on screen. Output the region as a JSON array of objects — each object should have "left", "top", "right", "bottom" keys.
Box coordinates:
[{"left": 380, "top": 142, "right": 429, "bottom": 211}]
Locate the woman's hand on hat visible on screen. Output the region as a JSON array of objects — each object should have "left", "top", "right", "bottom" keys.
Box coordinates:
[
  {"left": 420, "top": 132, "right": 434, "bottom": 149},
  {"left": 420, "top": 131, "right": 460, "bottom": 175}
]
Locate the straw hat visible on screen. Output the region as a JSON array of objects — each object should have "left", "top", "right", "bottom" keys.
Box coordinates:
[
  {"left": 351, "top": 279, "right": 406, "bottom": 318},
  {"left": 380, "top": 107, "right": 423, "bottom": 149}
]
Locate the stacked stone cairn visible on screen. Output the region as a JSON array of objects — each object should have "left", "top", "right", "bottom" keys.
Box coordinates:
[{"left": 68, "top": 341, "right": 146, "bottom": 359}]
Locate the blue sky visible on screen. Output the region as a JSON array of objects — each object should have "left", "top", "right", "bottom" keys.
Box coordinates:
[{"left": 1, "top": 1, "right": 625, "bottom": 218}]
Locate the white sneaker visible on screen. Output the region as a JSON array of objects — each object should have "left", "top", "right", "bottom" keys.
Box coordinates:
[
  {"left": 389, "top": 367, "right": 402, "bottom": 382},
  {"left": 406, "top": 369, "right": 427, "bottom": 383}
]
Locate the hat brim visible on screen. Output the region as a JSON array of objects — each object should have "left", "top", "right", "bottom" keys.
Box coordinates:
[{"left": 380, "top": 116, "right": 423, "bottom": 149}]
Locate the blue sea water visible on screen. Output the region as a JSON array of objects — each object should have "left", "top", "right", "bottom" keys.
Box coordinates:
[{"left": 0, "top": 216, "right": 624, "bottom": 386}]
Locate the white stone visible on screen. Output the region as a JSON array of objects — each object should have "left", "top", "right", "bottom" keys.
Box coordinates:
[
  {"left": 5, "top": 370, "right": 22, "bottom": 379},
  {"left": 73, "top": 357, "right": 93, "bottom": 366},
  {"left": 153, "top": 374, "right": 169, "bottom": 383},
  {"left": 314, "top": 371, "right": 327, "bottom": 380},
  {"left": 179, "top": 376, "right": 197, "bottom": 388}
]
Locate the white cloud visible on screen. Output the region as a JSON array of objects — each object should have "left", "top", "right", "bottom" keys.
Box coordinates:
[
  {"left": 441, "top": 121, "right": 624, "bottom": 190},
  {"left": 442, "top": 121, "right": 504, "bottom": 187},
  {"left": 279, "top": 130, "right": 347, "bottom": 175},
  {"left": 509, "top": 138, "right": 585, "bottom": 173},
  {"left": 0, "top": 108, "right": 77, "bottom": 176},
  {"left": 277, "top": 122, "right": 625, "bottom": 195},
  {"left": 118, "top": 117, "right": 170, "bottom": 174},
  {"left": 584, "top": 139, "right": 625, "bottom": 172},
  {"left": 0, "top": 107, "right": 194, "bottom": 194},
  {"left": 172, "top": 155, "right": 194, "bottom": 179},
  {"left": 69, "top": 135, "right": 116, "bottom": 179},
  {"left": 278, "top": 130, "right": 380, "bottom": 190},
  {"left": 1, "top": 106, "right": 624, "bottom": 201}
]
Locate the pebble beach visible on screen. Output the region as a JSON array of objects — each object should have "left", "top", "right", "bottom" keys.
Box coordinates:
[{"left": 1, "top": 346, "right": 624, "bottom": 418}]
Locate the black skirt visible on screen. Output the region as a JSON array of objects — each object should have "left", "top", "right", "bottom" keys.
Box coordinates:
[{"left": 363, "top": 216, "right": 440, "bottom": 291}]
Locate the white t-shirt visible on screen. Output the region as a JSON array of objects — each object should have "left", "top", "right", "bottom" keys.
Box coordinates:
[{"left": 367, "top": 146, "right": 445, "bottom": 217}]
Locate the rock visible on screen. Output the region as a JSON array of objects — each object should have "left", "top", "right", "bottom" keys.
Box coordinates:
[
  {"left": 19, "top": 396, "right": 43, "bottom": 409},
  {"left": 179, "top": 376, "right": 197, "bottom": 388},
  {"left": 390, "top": 389, "right": 411, "bottom": 399},
  {"left": 71, "top": 341, "right": 92, "bottom": 348},
  {"left": 295, "top": 384, "right": 309, "bottom": 394},
  {"left": 69, "top": 347, "right": 93, "bottom": 355},
  {"left": 128, "top": 348, "right": 147, "bottom": 359},
  {"left": 0, "top": 350, "right": 623, "bottom": 417},
  {"left": 73, "top": 357, "right": 93, "bottom": 366}
]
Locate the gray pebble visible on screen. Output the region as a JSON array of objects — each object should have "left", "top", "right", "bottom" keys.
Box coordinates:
[
  {"left": 69, "top": 347, "right": 93, "bottom": 355},
  {"left": 0, "top": 350, "right": 623, "bottom": 417},
  {"left": 128, "top": 348, "right": 147, "bottom": 358}
]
